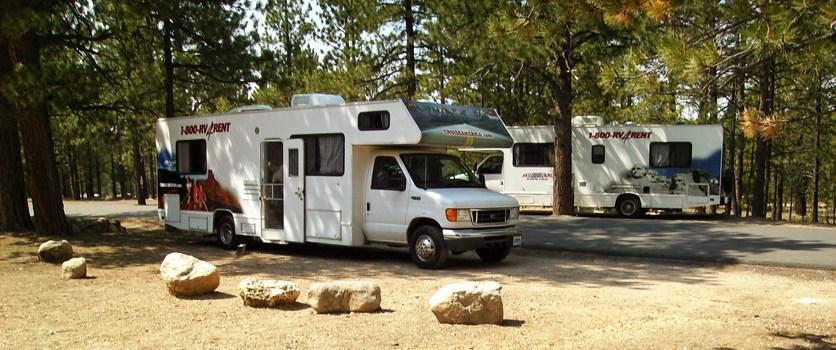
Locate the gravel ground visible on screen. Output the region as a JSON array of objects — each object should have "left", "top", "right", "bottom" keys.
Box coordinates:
[{"left": 1, "top": 219, "right": 835, "bottom": 349}]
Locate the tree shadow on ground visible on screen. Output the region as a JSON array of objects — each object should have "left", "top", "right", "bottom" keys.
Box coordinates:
[
  {"left": 2, "top": 219, "right": 733, "bottom": 290},
  {"left": 770, "top": 331, "right": 835, "bottom": 350},
  {"left": 519, "top": 215, "right": 836, "bottom": 268}
]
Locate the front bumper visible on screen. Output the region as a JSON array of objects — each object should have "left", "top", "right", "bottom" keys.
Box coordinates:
[{"left": 441, "top": 226, "right": 522, "bottom": 251}]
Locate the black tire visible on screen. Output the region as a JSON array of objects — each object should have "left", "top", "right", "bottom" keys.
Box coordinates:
[
  {"left": 616, "top": 196, "right": 643, "bottom": 218},
  {"left": 408, "top": 225, "right": 448, "bottom": 269},
  {"left": 216, "top": 215, "right": 239, "bottom": 250},
  {"left": 476, "top": 246, "right": 511, "bottom": 263}
]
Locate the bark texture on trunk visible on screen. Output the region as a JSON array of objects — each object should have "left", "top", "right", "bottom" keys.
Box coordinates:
[
  {"left": 752, "top": 56, "right": 773, "bottom": 218},
  {"left": 551, "top": 38, "right": 574, "bottom": 216},
  {"left": 163, "top": 18, "right": 175, "bottom": 118},
  {"left": 0, "top": 40, "right": 33, "bottom": 231},
  {"left": 10, "top": 33, "right": 70, "bottom": 234},
  {"left": 131, "top": 128, "right": 147, "bottom": 205},
  {"left": 404, "top": 0, "right": 416, "bottom": 99},
  {"left": 812, "top": 75, "right": 822, "bottom": 223}
]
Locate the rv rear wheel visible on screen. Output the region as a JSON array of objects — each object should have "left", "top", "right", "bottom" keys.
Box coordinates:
[
  {"left": 616, "top": 196, "right": 642, "bottom": 218},
  {"left": 476, "top": 246, "right": 511, "bottom": 263},
  {"left": 409, "top": 225, "right": 448, "bottom": 269},
  {"left": 216, "top": 216, "right": 239, "bottom": 250}
]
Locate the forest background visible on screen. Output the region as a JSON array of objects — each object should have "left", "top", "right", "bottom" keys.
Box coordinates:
[{"left": 0, "top": 0, "right": 833, "bottom": 234}]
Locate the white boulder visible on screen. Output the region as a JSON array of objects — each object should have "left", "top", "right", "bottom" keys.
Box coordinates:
[
  {"left": 238, "top": 278, "right": 300, "bottom": 307},
  {"left": 159, "top": 252, "right": 220, "bottom": 297},
  {"left": 38, "top": 240, "right": 73, "bottom": 263},
  {"left": 61, "top": 257, "right": 87, "bottom": 279},
  {"left": 429, "top": 281, "right": 503, "bottom": 324},
  {"left": 306, "top": 281, "right": 381, "bottom": 313}
]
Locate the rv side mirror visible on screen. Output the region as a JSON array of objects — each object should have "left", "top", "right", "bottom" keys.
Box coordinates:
[{"left": 478, "top": 173, "right": 486, "bottom": 187}]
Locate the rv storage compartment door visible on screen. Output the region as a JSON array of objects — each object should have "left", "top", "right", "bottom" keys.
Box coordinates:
[{"left": 164, "top": 194, "right": 180, "bottom": 222}]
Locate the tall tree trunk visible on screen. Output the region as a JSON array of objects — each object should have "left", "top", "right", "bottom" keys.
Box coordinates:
[
  {"left": 163, "top": 18, "right": 175, "bottom": 118},
  {"left": 775, "top": 163, "right": 783, "bottom": 221},
  {"left": 732, "top": 70, "right": 745, "bottom": 217},
  {"left": 551, "top": 39, "right": 574, "bottom": 216},
  {"left": 131, "top": 128, "right": 147, "bottom": 205},
  {"left": 68, "top": 146, "right": 81, "bottom": 200},
  {"left": 0, "top": 114, "right": 34, "bottom": 232},
  {"left": 404, "top": 0, "right": 416, "bottom": 98},
  {"left": 148, "top": 153, "right": 157, "bottom": 199},
  {"left": 95, "top": 153, "right": 102, "bottom": 200},
  {"left": 793, "top": 178, "right": 807, "bottom": 217},
  {"left": 811, "top": 75, "right": 822, "bottom": 223},
  {"left": 84, "top": 143, "right": 94, "bottom": 200},
  {"left": 110, "top": 150, "right": 117, "bottom": 199},
  {"left": 10, "top": 33, "right": 70, "bottom": 235},
  {"left": 746, "top": 143, "right": 755, "bottom": 217},
  {"left": 751, "top": 56, "right": 773, "bottom": 218},
  {"left": 0, "top": 39, "right": 33, "bottom": 232},
  {"left": 119, "top": 162, "right": 128, "bottom": 199}
]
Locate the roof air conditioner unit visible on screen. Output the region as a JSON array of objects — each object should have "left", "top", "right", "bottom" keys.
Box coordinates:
[{"left": 291, "top": 94, "right": 345, "bottom": 107}]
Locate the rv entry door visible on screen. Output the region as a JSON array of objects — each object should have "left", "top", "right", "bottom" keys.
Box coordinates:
[
  {"left": 283, "top": 139, "right": 305, "bottom": 243},
  {"left": 261, "top": 141, "right": 285, "bottom": 241}
]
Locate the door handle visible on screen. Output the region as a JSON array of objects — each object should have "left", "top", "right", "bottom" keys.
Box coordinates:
[
  {"left": 411, "top": 196, "right": 421, "bottom": 200},
  {"left": 366, "top": 202, "right": 370, "bottom": 211}
]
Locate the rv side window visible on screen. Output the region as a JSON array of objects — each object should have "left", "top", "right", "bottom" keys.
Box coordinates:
[
  {"left": 650, "top": 142, "right": 692, "bottom": 168},
  {"left": 291, "top": 134, "right": 345, "bottom": 176},
  {"left": 371, "top": 157, "right": 406, "bottom": 191},
  {"left": 591, "top": 145, "right": 605, "bottom": 164},
  {"left": 358, "top": 111, "right": 390, "bottom": 130},
  {"left": 513, "top": 143, "right": 554, "bottom": 167},
  {"left": 176, "top": 140, "right": 207, "bottom": 175}
]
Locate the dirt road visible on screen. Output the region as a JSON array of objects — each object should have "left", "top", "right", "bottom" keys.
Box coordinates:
[{"left": 2, "top": 219, "right": 834, "bottom": 349}]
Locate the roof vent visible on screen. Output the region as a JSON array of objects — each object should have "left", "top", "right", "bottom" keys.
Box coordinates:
[
  {"left": 572, "top": 115, "right": 604, "bottom": 127},
  {"left": 291, "top": 94, "right": 345, "bottom": 107},
  {"left": 229, "top": 105, "right": 272, "bottom": 113}
]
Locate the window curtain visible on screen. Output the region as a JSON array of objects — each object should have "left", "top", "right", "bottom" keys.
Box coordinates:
[{"left": 318, "top": 134, "right": 343, "bottom": 174}]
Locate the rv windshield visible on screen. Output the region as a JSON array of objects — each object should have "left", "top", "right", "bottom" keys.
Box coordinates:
[{"left": 400, "top": 154, "right": 483, "bottom": 189}]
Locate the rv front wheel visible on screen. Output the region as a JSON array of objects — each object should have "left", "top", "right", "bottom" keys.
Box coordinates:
[
  {"left": 616, "top": 196, "right": 642, "bottom": 218},
  {"left": 216, "top": 215, "right": 239, "bottom": 250},
  {"left": 409, "top": 225, "right": 448, "bottom": 269}
]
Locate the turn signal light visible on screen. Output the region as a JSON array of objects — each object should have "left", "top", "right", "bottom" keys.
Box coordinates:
[
  {"left": 445, "top": 208, "right": 471, "bottom": 222},
  {"left": 446, "top": 208, "right": 457, "bottom": 222}
]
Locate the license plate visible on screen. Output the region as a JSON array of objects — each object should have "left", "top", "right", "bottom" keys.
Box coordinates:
[{"left": 513, "top": 236, "right": 522, "bottom": 246}]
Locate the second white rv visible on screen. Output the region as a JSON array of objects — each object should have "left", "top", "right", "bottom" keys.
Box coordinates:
[
  {"left": 470, "top": 118, "right": 724, "bottom": 216},
  {"left": 156, "top": 97, "right": 521, "bottom": 269}
]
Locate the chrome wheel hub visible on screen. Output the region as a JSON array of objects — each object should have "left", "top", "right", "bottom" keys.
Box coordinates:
[{"left": 415, "top": 235, "right": 436, "bottom": 262}]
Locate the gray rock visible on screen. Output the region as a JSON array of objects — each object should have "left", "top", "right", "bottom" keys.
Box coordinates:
[
  {"left": 62, "top": 257, "right": 87, "bottom": 279},
  {"left": 429, "top": 281, "right": 503, "bottom": 324},
  {"left": 159, "top": 252, "right": 220, "bottom": 297},
  {"left": 238, "top": 278, "right": 300, "bottom": 307},
  {"left": 38, "top": 240, "right": 74, "bottom": 263},
  {"left": 306, "top": 281, "right": 381, "bottom": 313}
]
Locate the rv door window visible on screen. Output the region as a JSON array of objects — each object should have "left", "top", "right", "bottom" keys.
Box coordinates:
[
  {"left": 176, "top": 140, "right": 207, "bottom": 175},
  {"left": 292, "top": 134, "right": 345, "bottom": 176},
  {"left": 477, "top": 156, "right": 503, "bottom": 174},
  {"left": 513, "top": 143, "right": 554, "bottom": 167},
  {"left": 650, "top": 142, "right": 692, "bottom": 168},
  {"left": 591, "top": 145, "right": 605, "bottom": 164},
  {"left": 371, "top": 157, "right": 406, "bottom": 191},
  {"left": 358, "top": 111, "right": 390, "bottom": 130}
]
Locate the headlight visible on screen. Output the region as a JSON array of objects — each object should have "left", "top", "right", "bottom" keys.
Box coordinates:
[
  {"left": 710, "top": 178, "right": 720, "bottom": 185},
  {"left": 445, "top": 208, "right": 471, "bottom": 222},
  {"left": 509, "top": 207, "right": 519, "bottom": 220}
]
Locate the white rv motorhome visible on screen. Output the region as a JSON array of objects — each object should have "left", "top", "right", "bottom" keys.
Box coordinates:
[
  {"left": 470, "top": 118, "right": 724, "bottom": 216},
  {"left": 156, "top": 96, "right": 521, "bottom": 269}
]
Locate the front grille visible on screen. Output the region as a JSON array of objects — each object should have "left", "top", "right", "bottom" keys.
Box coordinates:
[{"left": 471, "top": 209, "right": 509, "bottom": 225}]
